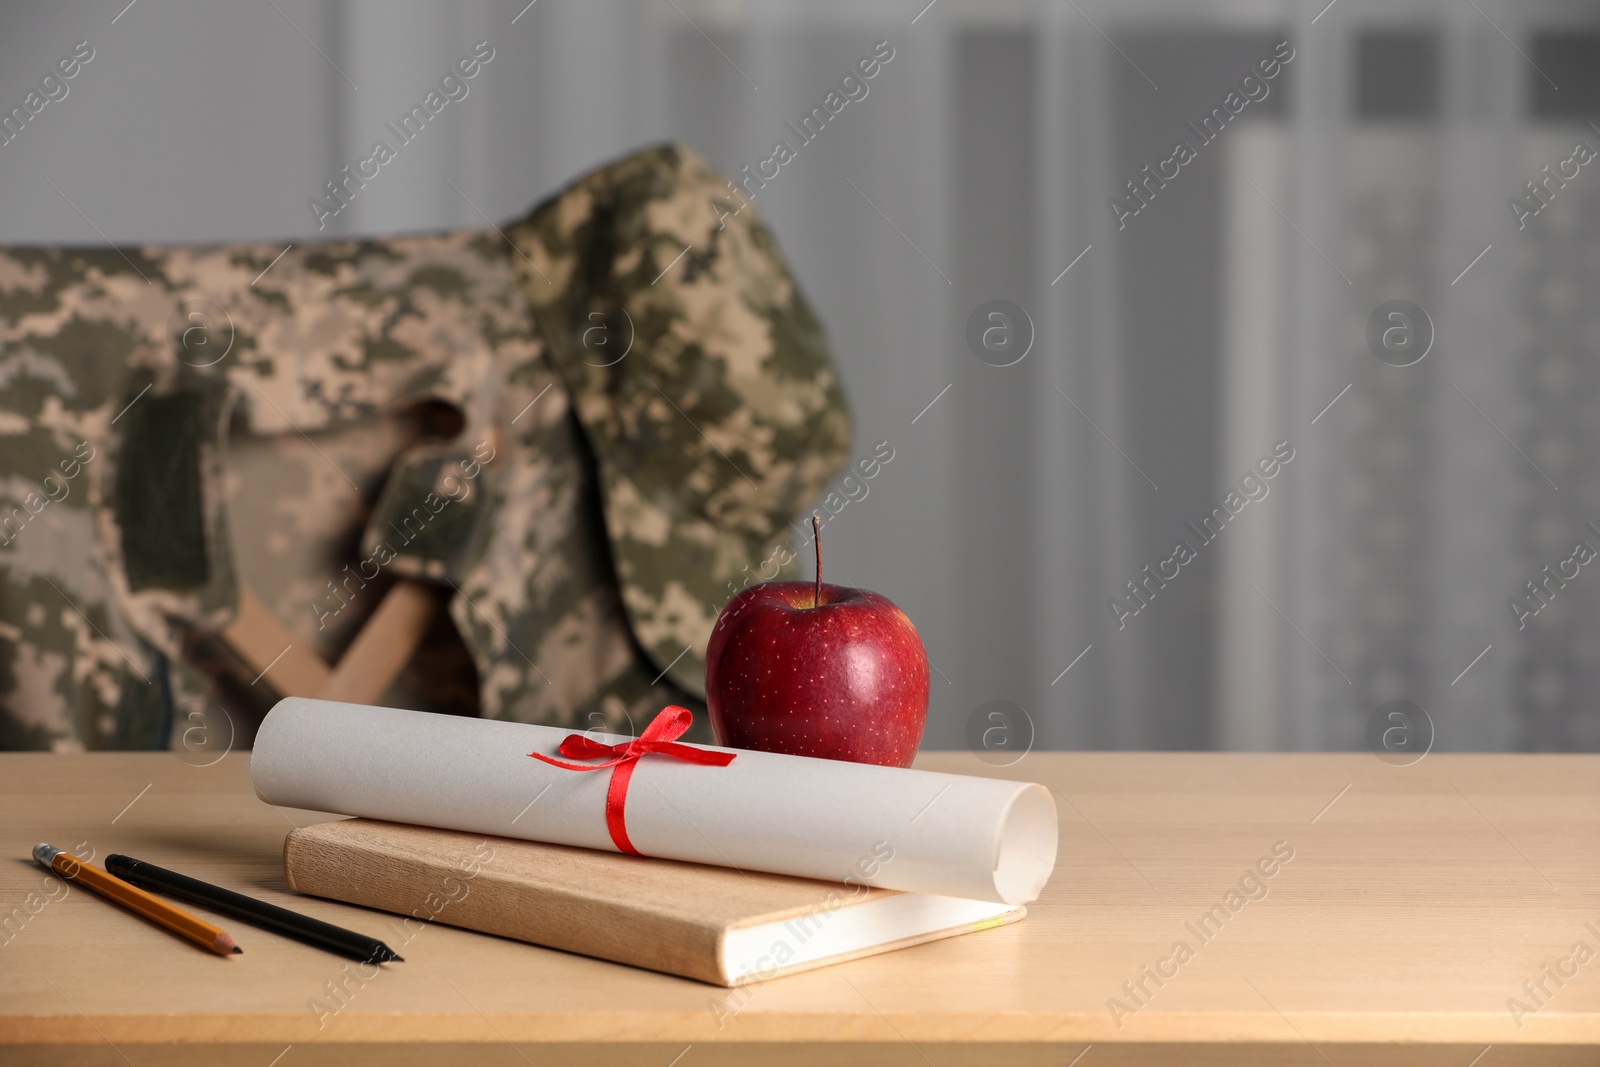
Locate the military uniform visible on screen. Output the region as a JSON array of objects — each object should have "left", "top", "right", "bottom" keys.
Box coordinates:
[{"left": 0, "top": 144, "right": 851, "bottom": 752}]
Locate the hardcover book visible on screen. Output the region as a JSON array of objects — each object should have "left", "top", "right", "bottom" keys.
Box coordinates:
[{"left": 284, "top": 819, "right": 1024, "bottom": 986}]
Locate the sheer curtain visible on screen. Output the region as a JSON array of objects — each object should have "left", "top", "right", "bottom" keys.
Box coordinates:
[
  {"left": 1221, "top": 1, "right": 1598, "bottom": 754},
  {"left": 333, "top": 0, "right": 1599, "bottom": 752}
]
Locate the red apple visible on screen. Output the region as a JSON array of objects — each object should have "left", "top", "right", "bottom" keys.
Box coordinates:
[{"left": 705, "top": 520, "right": 930, "bottom": 767}]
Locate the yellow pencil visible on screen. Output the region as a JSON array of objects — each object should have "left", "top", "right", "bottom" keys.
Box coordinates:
[{"left": 34, "top": 843, "right": 240, "bottom": 957}]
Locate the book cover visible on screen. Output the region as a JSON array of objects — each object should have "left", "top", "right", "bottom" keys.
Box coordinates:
[{"left": 284, "top": 819, "right": 1023, "bottom": 986}]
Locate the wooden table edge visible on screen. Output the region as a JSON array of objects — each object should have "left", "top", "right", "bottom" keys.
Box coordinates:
[{"left": 6, "top": 1010, "right": 1600, "bottom": 1046}]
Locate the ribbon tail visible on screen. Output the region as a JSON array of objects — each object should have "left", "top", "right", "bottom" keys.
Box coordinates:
[
  {"left": 655, "top": 745, "right": 737, "bottom": 767},
  {"left": 529, "top": 751, "right": 625, "bottom": 773}
]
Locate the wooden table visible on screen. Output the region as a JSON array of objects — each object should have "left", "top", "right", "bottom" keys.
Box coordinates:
[{"left": 2, "top": 751, "right": 1597, "bottom": 1066}]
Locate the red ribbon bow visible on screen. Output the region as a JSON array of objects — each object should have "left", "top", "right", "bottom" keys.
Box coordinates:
[{"left": 527, "top": 705, "right": 735, "bottom": 856}]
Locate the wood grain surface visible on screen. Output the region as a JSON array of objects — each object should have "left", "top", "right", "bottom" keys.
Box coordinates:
[{"left": 2, "top": 750, "right": 1597, "bottom": 1066}]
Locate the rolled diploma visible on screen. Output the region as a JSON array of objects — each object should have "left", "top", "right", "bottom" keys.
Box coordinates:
[{"left": 251, "top": 698, "right": 1058, "bottom": 905}]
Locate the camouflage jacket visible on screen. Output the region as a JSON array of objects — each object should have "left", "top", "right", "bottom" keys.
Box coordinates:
[{"left": 0, "top": 144, "right": 851, "bottom": 751}]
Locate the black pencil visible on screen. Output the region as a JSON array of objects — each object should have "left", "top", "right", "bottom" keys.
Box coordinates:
[{"left": 104, "top": 854, "right": 403, "bottom": 964}]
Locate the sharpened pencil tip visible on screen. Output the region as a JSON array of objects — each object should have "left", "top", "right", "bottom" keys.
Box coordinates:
[{"left": 233, "top": 946, "right": 243, "bottom": 953}]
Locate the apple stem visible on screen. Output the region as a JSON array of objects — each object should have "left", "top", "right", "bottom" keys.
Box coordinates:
[{"left": 812, "top": 513, "right": 822, "bottom": 608}]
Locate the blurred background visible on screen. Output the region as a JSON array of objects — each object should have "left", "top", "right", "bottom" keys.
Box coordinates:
[{"left": 3, "top": 0, "right": 1598, "bottom": 752}]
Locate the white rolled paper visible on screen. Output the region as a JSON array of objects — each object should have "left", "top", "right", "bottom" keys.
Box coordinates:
[{"left": 251, "top": 698, "right": 1058, "bottom": 905}]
